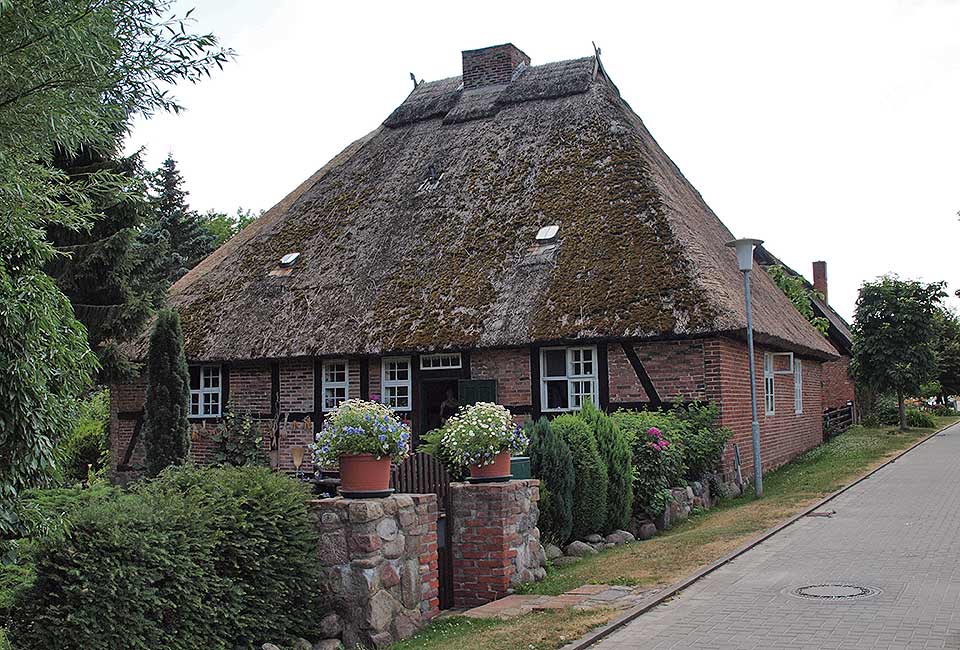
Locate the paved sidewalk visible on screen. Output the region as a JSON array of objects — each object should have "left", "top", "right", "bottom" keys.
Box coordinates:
[
  {"left": 590, "top": 422, "right": 960, "bottom": 650},
  {"left": 461, "top": 584, "right": 658, "bottom": 619}
]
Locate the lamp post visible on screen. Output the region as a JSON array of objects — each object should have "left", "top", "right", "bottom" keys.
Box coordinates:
[{"left": 726, "top": 237, "right": 764, "bottom": 498}]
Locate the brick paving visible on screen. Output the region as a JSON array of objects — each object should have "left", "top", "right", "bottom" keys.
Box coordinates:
[
  {"left": 591, "top": 422, "right": 960, "bottom": 650},
  {"left": 461, "top": 584, "right": 656, "bottom": 619}
]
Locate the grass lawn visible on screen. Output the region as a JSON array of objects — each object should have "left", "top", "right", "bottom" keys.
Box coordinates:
[{"left": 391, "top": 416, "right": 960, "bottom": 650}]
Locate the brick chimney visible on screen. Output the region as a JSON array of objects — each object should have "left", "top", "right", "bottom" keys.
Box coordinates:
[
  {"left": 461, "top": 43, "right": 530, "bottom": 90},
  {"left": 812, "top": 261, "right": 828, "bottom": 303}
]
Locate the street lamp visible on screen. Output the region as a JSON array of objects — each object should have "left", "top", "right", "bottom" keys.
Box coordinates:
[{"left": 726, "top": 237, "right": 764, "bottom": 498}]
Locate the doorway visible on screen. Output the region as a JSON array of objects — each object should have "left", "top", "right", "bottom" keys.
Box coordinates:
[{"left": 419, "top": 379, "right": 459, "bottom": 437}]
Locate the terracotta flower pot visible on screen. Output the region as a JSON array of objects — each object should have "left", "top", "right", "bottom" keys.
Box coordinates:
[
  {"left": 469, "top": 450, "right": 512, "bottom": 481},
  {"left": 339, "top": 453, "right": 392, "bottom": 495}
]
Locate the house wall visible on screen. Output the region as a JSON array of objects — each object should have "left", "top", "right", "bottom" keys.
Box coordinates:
[
  {"left": 608, "top": 340, "right": 709, "bottom": 405},
  {"left": 470, "top": 349, "right": 531, "bottom": 408},
  {"left": 822, "top": 356, "right": 855, "bottom": 412}
]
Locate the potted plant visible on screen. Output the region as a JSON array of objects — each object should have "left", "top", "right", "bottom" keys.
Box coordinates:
[
  {"left": 312, "top": 399, "right": 412, "bottom": 497},
  {"left": 435, "top": 402, "right": 528, "bottom": 482}
]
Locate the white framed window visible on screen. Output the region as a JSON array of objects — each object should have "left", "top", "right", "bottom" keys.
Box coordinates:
[
  {"left": 763, "top": 353, "right": 775, "bottom": 416},
  {"left": 382, "top": 357, "right": 412, "bottom": 411},
  {"left": 794, "top": 359, "right": 803, "bottom": 415},
  {"left": 189, "top": 365, "right": 221, "bottom": 418},
  {"left": 420, "top": 353, "right": 462, "bottom": 370},
  {"left": 322, "top": 359, "right": 350, "bottom": 412},
  {"left": 540, "top": 346, "right": 599, "bottom": 412}
]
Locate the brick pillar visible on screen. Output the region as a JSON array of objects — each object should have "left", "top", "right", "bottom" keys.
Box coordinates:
[
  {"left": 449, "top": 479, "right": 546, "bottom": 608},
  {"left": 309, "top": 494, "right": 439, "bottom": 648}
]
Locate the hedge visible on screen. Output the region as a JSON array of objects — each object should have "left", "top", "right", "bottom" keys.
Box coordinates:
[
  {"left": 9, "top": 466, "right": 323, "bottom": 650},
  {"left": 551, "top": 414, "right": 607, "bottom": 540},
  {"left": 527, "top": 417, "right": 575, "bottom": 544},
  {"left": 580, "top": 402, "right": 633, "bottom": 533}
]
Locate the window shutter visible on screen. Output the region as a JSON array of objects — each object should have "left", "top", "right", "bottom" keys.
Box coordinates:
[{"left": 458, "top": 379, "right": 497, "bottom": 406}]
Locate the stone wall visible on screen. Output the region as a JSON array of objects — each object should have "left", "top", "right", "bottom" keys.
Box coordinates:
[
  {"left": 449, "top": 479, "right": 545, "bottom": 608},
  {"left": 309, "top": 494, "right": 440, "bottom": 649}
]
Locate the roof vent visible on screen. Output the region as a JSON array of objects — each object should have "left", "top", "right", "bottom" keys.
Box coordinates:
[
  {"left": 280, "top": 252, "right": 300, "bottom": 267},
  {"left": 536, "top": 225, "right": 559, "bottom": 241}
]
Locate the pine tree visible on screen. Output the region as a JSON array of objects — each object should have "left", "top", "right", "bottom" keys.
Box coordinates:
[
  {"left": 146, "top": 155, "right": 216, "bottom": 283},
  {"left": 551, "top": 414, "right": 607, "bottom": 540},
  {"left": 581, "top": 402, "right": 634, "bottom": 533},
  {"left": 46, "top": 145, "right": 165, "bottom": 381},
  {"left": 528, "top": 418, "right": 575, "bottom": 545},
  {"left": 144, "top": 309, "right": 191, "bottom": 476}
]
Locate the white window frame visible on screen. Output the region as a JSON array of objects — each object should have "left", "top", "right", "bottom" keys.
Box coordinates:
[
  {"left": 420, "top": 353, "right": 462, "bottom": 370},
  {"left": 382, "top": 356, "right": 412, "bottom": 412},
  {"left": 540, "top": 346, "right": 599, "bottom": 413},
  {"left": 322, "top": 359, "right": 350, "bottom": 412},
  {"left": 189, "top": 364, "right": 222, "bottom": 418},
  {"left": 763, "top": 352, "right": 775, "bottom": 416},
  {"left": 794, "top": 359, "right": 803, "bottom": 415}
]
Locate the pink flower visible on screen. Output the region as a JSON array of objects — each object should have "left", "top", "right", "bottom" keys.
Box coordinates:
[{"left": 647, "top": 427, "right": 662, "bottom": 438}]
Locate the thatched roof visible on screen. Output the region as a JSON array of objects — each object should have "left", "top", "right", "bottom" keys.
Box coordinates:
[{"left": 135, "top": 48, "right": 837, "bottom": 362}]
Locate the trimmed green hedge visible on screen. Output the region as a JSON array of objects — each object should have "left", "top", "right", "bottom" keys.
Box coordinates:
[
  {"left": 551, "top": 414, "right": 607, "bottom": 540},
  {"left": 527, "top": 417, "right": 575, "bottom": 545},
  {"left": 9, "top": 466, "right": 323, "bottom": 650}
]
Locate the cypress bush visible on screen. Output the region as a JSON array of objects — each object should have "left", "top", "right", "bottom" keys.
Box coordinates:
[
  {"left": 144, "top": 309, "right": 191, "bottom": 477},
  {"left": 9, "top": 466, "right": 323, "bottom": 649},
  {"left": 581, "top": 403, "right": 633, "bottom": 533},
  {"left": 527, "top": 417, "right": 575, "bottom": 545},
  {"left": 551, "top": 414, "right": 607, "bottom": 540}
]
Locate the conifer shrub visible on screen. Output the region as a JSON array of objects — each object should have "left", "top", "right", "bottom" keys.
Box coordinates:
[
  {"left": 550, "top": 414, "right": 607, "bottom": 540},
  {"left": 143, "top": 309, "right": 191, "bottom": 477},
  {"left": 9, "top": 466, "right": 323, "bottom": 650},
  {"left": 527, "top": 417, "right": 575, "bottom": 545},
  {"left": 580, "top": 403, "right": 633, "bottom": 533}
]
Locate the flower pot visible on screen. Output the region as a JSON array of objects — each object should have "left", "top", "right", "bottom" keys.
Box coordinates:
[
  {"left": 468, "top": 450, "right": 512, "bottom": 483},
  {"left": 338, "top": 453, "right": 393, "bottom": 498}
]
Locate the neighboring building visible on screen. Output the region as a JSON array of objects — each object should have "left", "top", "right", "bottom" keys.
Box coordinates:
[{"left": 111, "top": 44, "right": 838, "bottom": 484}]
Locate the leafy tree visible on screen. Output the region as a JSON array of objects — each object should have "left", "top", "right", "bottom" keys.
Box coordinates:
[
  {"left": 580, "top": 402, "right": 633, "bottom": 533},
  {"left": 201, "top": 207, "right": 261, "bottom": 247},
  {"left": 933, "top": 308, "right": 960, "bottom": 401},
  {"left": 527, "top": 418, "right": 575, "bottom": 545},
  {"left": 145, "top": 154, "right": 216, "bottom": 282},
  {"left": 143, "top": 309, "right": 191, "bottom": 476},
  {"left": 0, "top": 0, "right": 230, "bottom": 529},
  {"left": 766, "top": 265, "right": 830, "bottom": 335},
  {"left": 850, "top": 276, "right": 945, "bottom": 431},
  {"left": 46, "top": 145, "right": 164, "bottom": 381},
  {"left": 550, "top": 414, "right": 607, "bottom": 540}
]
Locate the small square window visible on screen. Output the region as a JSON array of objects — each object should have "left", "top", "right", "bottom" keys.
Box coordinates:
[
  {"left": 540, "top": 347, "right": 598, "bottom": 412},
  {"left": 322, "top": 360, "right": 350, "bottom": 412},
  {"left": 189, "top": 365, "right": 222, "bottom": 418},
  {"left": 382, "top": 357, "right": 412, "bottom": 412}
]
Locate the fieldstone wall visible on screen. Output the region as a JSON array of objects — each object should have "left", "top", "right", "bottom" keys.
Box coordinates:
[
  {"left": 309, "top": 494, "right": 440, "bottom": 649},
  {"left": 449, "top": 479, "right": 546, "bottom": 608}
]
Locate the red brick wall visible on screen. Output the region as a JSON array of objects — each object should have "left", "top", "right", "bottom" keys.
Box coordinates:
[
  {"left": 369, "top": 358, "right": 382, "bottom": 402},
  {"left": 822, "top": 356, "right": 855, "bottom": 411},
  {"left": 470, "top": 349, "right": 531, "bottom": 407},
  {"left": 110, "top": 376, "right": 148, "bottom": 483},
  {"left": 280, "top": 359, "right": 313, "bottom": 412},
  {"left": 608, "top": 344, "right": 649, "bottom": 402},
  {"left": 229, "top": 364, "right": 271, "bottom": 413},
  {"left": 609, "top": 340, "right": 708, "bottom": 403},
  {"left": 713, "top": 337, "right": 824, "bottom": 479}
]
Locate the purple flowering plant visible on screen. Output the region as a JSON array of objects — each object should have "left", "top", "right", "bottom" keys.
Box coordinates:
[
  {"left": 312, "top": 399, "right": 412, "bottom": 467},
  {"left": 437, "top": 402, "right": 527, "bottom": 468}
]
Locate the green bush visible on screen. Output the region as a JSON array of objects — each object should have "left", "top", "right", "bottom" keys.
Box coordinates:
[
  {"left": 550, "top": 414, "right": 607, "bottom": 540},
  {"left": 905, "top": 408, "right": 936, "bottom": 428},
  {"left": 143, "top": 309, "right": 191, "bottom": 477},
  {"left": 931, "top": 404, "right": 959, "bottom": 417},
  {"left": 613, "top": 410, "right": 686, "bottom": 519},
  {"left": 56, "top": 389, "right": 110, "bottom": 483},
  {"left": 9, "top": 466, "right": 323, "bottom": 650},
  {"left": 211, "top": 409, "right": 266, "bottom": 467},
  {"left": 672, "top": 402, "right": 732, "bottom": 481},
  {"left": 580, "top": 403, "right": 633, "bottom": 533},
  {"left": 527, "top": 418, "right": 575, "bottom": 545}
]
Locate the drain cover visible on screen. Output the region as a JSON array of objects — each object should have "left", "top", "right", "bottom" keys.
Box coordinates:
[{"left": 790, "top": 584, "right": 881, "bottom": 601}]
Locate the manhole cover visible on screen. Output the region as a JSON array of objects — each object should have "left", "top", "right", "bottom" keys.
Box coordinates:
[{"left": 790, "top": 584, "right": 881, "bottom": 601}]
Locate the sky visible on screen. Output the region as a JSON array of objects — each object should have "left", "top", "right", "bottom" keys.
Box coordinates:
[{"left": 125, "top": 0, "right": 960, "bottom": 322}]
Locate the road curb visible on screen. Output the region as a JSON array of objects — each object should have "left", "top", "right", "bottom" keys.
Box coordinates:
[{"left": 559, "top": 419, "right": 960, "bottom": 650}]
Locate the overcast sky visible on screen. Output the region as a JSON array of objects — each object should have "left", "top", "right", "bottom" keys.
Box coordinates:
[{"left": 125, "top": 0, "right": 960, "bottom": 322}]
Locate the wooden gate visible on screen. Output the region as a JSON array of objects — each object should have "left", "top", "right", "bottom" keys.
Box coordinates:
[{"left": 392, "top": 452, "right": 453, "bottom": 609}]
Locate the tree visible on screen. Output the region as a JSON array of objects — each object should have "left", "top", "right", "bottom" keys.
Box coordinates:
[
  {"left": 46, "top": 145, "right": 165, "bottom": 381},
  {"left": 527, "top": 418, "right": 575, "bottom": 545},
  {"left": 580, "top": 402, "right": 633, "bottom": 533},
  {"left": 766, "top": 265, "right": 829, "bottom": 335},
  {"left": 200, "top": 207, "right": 261, "bottom": 248},
  {"left": 143, "top": 309, "right": 191, "bottom": 476},
  {"left": 933, "top": 308, "right": 960, "bottom": 401},
  {"left": 850, "top": 276, "right": 945, "bottom": 430},
  {"left": 0, "top": 0, "right": 230, "bottom": 511},
  {"left": 145, "top": 154, "right": 216, "bottom": 282},
  {"left": 550, "top": 414, "right": 607, "bottom": 540}
]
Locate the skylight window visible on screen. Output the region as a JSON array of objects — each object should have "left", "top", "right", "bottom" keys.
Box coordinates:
[
  {"left": 536, "top": 225, "right": 559, "bottom": 241},
  {"left": 280, "top": 252, "right": 300, "bottom": 267}
]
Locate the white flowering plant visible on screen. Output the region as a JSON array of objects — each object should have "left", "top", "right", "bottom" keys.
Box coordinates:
[
  {"left": 312, "top": 399, "right": 412, "bottom": 467},
  {"left": 437, "top": 402, "right": 527, "bottom": 468}
]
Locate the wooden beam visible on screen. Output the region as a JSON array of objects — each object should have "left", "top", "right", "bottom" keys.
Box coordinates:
[{"left": 620, "top": 343, "right": 662, "bottom": 408}]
